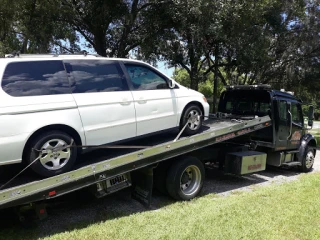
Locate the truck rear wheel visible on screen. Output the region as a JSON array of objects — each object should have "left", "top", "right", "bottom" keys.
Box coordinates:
[
  {"left": 166, "top": 156, "right": 205, "bottom": 200},
  {"left": 299, "top": 146, "right": 315, "bottom": 172}
]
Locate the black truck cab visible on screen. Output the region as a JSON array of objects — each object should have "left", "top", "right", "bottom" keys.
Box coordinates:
[{"left": 218, "top": 85, "right": 316, "bottom": 171}]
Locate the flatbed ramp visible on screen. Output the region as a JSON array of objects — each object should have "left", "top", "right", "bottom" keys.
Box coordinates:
[{"left": 0, "top": 116, "right": 271, "bottom": 209}]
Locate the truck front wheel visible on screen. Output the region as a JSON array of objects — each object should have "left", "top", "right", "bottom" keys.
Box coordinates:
[
  {"left": 299, "top": 146, "right": 315, "bottom": 173},
  {"left": 166, "top": 156, "right": 205, "bottom": 200}
]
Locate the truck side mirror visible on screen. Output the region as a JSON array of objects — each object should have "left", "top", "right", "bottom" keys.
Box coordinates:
[{"left": 308, "top": 106, "right": 314, "bottom": 127}]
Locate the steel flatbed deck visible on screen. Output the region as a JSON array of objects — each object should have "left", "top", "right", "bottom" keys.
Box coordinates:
[{"left": 0, "top": 115, "right": 271, "bottom": 209}]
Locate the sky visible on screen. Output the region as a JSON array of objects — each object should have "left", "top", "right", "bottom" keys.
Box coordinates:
[
  {"left": 156, "top": 61, "right": 175, "bottom": 78},
  {"left": 77, "top": 35, "right": 175, "bottom": 78}
]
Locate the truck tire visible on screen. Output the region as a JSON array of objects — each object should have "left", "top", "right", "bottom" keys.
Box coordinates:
[
  {"left": 26, "top": 131, "right": 77, "bottom": 177},
  {"left": 298, "top": 146, "right": 315, "bottom": 173},
  {"left": 166, "top": 156, "right": 205, "bottom": 200},
  {"left": 180, "top": 105, "right": 203, "bottom": 136}
]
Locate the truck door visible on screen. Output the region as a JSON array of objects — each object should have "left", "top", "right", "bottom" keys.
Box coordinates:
[
  {"left": 277, "top": 100, "right": 290, "bottom": 149},
  {"left": 287, "top": 101, "right": 304, "bottom": 149},
  {"left": 277, "top": 100, "right": 304, "bottom": 150}
]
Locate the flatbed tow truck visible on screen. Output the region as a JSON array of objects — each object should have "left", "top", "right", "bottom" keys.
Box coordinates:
[{"left": 0, "top": 85, "right": 316, "bottom": 222}]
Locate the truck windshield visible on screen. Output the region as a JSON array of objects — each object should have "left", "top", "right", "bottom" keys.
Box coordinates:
[{"left": 219, "top": 90, "right": 271, "bottom": 117}]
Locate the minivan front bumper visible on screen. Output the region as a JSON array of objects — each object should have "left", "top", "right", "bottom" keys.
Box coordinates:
[{"left": 203, "top": 102, "right": 210, "bottom": 120}]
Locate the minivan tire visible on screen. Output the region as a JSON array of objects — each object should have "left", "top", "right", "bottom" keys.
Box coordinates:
[
  {"left": 180, "top": 105, "right": 203, "bottom": 135},
  {"left": 26, "top": 131, "right": 77, "bottom": 177}
]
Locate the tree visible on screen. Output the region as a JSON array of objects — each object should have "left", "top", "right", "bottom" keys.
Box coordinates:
[
  {"left": 149, "top": 0, "right": 221, "bottom": 91},
  {"left": 0, "top": 0, "right": 21, "bottom": 56},
  {"left": 146, "top": 0, "right": 302, "bottom": 110},
  {"left": 0, "top": 0, "right": 79, "bottom": 55},
  {"left": 172, "top": 67, "right": 225, "bottom": 103},
  {"left": 55, "top": 0, "right": 170, "bottom": 57},
  {"left": 1, "top": 0, "right": 319, "bottom": 115}
]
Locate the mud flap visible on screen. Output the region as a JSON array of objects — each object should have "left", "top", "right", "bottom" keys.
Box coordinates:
[
  {"left": 131, "top": 166, "right": 155, "bottom": 208},
  {"left": 15, "top": 202, "right": 47, "bottom": 225}
]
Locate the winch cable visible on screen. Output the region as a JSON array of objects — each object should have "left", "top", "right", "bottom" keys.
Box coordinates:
[
  {"left": 1, "top": 113, "right": 255, "bottom": 190},
  {"left": 0, "top": 114, "right": 208, "bottom": 190},
  {"left": 0, "top": 142, "right": 149, "bottom": 191},
  {"left": 0, "top": 155, "right": 41, "bottom": 190},
  {"left": 173, "top": 114, "right": 201, "bottom": 142}
]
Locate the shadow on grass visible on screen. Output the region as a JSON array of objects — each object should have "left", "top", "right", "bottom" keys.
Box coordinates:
[
  {"left": 0, "top": 161, "right": 306, "bottom": 240},
  {"left": 0, "top": 125, "right": 311, "bottom": 239}
]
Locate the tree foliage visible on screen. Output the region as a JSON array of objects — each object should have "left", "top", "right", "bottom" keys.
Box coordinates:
[{"left": 172, "top": 67, "right": 224, "bottom": 100}]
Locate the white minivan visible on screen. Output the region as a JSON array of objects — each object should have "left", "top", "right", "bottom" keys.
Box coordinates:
[{"left": 0, "top": 54, "right": 209, "bottom": 177}]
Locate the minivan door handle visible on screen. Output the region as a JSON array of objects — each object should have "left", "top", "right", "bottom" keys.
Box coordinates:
[
  {"left": 137, "top": 98, "right": 147, "bottom": 104},
  {"left": 120, "top": 99, "right": 131, "bottom": 106}
]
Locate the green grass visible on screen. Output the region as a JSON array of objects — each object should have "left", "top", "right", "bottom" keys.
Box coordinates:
[{"left": 2, "top": 172, "right": 320, "bottom": 240}]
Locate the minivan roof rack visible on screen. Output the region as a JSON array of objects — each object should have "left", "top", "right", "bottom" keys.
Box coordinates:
[{"left": 4, "top": 51, "right": 101, "bottom": 58}]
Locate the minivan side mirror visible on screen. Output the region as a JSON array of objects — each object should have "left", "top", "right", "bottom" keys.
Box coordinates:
[
  {"left": 308, "top": 105, "right": 314, "bottom": 127},
  {"left": 168, "top": 79, "right": 176, "bottom": 89}
]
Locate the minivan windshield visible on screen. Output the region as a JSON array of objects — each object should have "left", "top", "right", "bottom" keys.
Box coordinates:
[{"left": 218, "top": 90, "right": 271, "bottom": 117}]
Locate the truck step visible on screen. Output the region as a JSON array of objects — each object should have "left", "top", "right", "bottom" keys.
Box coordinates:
[
  {"left": 282, "top": 161, "right": 301, "bottom": 167},
  {"left": 286, "top": 150, "right": 299, "bottom": 154}
]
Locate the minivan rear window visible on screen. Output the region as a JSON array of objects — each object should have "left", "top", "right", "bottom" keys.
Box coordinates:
[
  {"left": 1, "top": 60, "right": 70, "bottom": 97},
  {"left": 64, "top": 60, "right": 128, "bottom": 93}
]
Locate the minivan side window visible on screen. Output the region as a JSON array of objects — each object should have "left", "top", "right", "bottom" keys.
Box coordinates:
[
  {"left": 1, "top": 60, "right": 70, "bottom": 97},
  {"left": 124, "top": 64, "right": 168, "bottom": 90},
  {"left": 65, "top": 60, "right": 128, "bottom": 93}
]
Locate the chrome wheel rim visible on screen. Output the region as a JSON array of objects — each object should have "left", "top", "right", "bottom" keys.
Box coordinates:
[
  {"left": 39, "top": 139, "right": 71, "bottom": 170},
  {"left": 180, "top": 165, "right": 201, "bottom": 196},
  {"left": 305, "top": 150, "right": 314, "bottom": 169},
  {"left": 187, "top": 110, "right": 201, "bottom": 130}
]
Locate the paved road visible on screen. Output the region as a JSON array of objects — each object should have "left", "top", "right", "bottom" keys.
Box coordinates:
[
  {"left": 312, "top": 121, "right": 320, "bottom": 129},
  {"left": 1, "top": 151, "right": 319, "bottom": 237}
]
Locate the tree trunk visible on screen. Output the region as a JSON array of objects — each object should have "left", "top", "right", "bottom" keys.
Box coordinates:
[
  {"left": 20, "top": 38, "right": 29, "bottom": 53},
  {"left": 93, "top": 31, "right": 107, "bottom": 57},
  {"left": 190, "top": 72, "right": 199, "bottom": 91},
  {"left": 117, "top": 26, "right": 130, "bottom": 58},
  {"left": 213, "top": 46, "right": 219, "bottom": 113}
]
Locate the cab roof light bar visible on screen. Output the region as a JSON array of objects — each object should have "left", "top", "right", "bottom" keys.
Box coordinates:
[{"left": 226, "top": 84, "right": 272, "bottom": 91}]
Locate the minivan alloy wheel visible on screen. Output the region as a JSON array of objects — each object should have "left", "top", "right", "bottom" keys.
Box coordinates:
[
  {"left": 180, "top": 105, "right": 203, "bottom": 136},
  {"left": 27, "top": 130, "right": 77, "bottom": 177},
  {"left": 187, "top": 110, "right": 201, "bottom": 130},
  {"left": 39, "top": 139, "right": 71, "bottom": 170}
]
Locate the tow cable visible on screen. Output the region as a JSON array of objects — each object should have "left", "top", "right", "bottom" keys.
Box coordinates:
[{"left": 0, "top": 114, "right": 204, "bottom": 190}]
